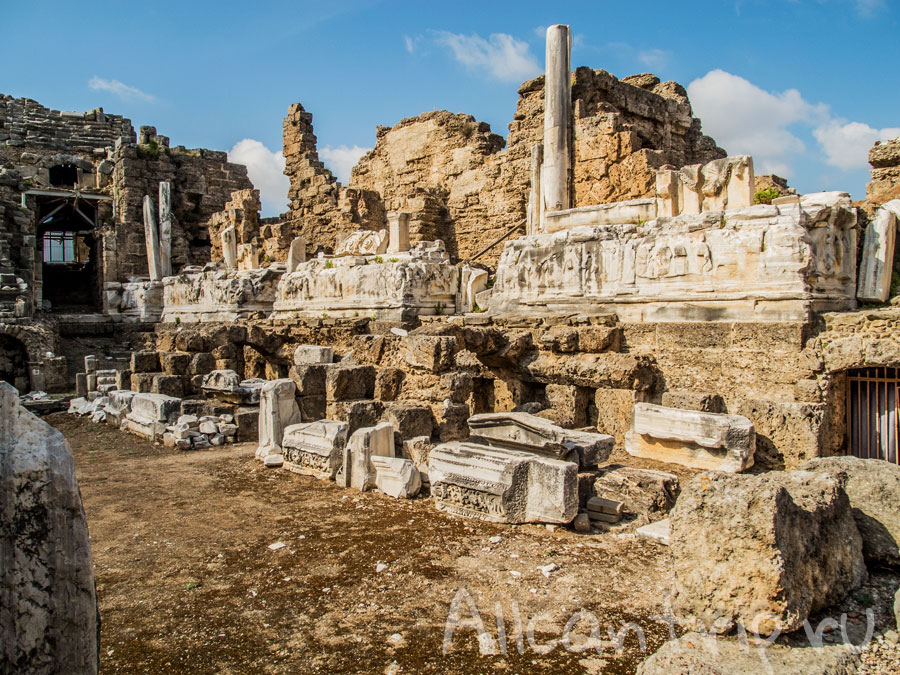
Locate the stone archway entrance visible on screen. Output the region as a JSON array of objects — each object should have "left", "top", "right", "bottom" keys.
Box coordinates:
[
  {"left": 0, "top": 333, "right": 30, "bottom": 392},
  {"left": 847, "top": 366, "right": 900, "bottom": 463}
]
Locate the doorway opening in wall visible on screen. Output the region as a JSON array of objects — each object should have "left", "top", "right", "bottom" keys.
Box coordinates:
[
  {"left": 0, "top": 334, "right": 29, "bottom": 392},
  {"left": 35, "top": 196, "right": 100, "bottom": 312},
  {"left": 846, "top": 366, "right": 900, "bottom": 464}
]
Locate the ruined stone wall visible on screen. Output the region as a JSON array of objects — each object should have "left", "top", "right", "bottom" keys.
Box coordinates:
[
  {"left": 281, "top": 104, "right": 341, "bottom": 255},
  {"left": 0, "top": 95, "right": 134, "bottom": 160},
  {"left": 208, "top": 189, "right": 262, "bottom": 263},
  {"left": 0, "top": 170, "right": 35, "bottom": 318},
  {"left": 867, "top": 137, "right": 900, "bottom": 206},
  {"left": 509, "top": 70, "right": 724, "bottom": 206},
  {"left": 280, "top": 69, "right": 723, "bottom": 265},
  {"left": 111, "top": 128, "right": 253, "bottom": 279}
]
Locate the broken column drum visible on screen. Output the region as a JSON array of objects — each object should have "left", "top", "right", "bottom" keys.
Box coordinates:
[
  {"left": 158, "top": 181, "right": 173, "bottom": 278},
  {"left": 142, "top": 195, "right": 162, "bottom": 281}
]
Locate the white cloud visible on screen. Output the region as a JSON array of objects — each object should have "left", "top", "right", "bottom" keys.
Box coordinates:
[
  {"left": 228, "top": 139, "right": 289, "bottom": 217},
  {"left": 813, "top": 120, "right": 900, "bottom": 170},
  {"left": 687, "top": 69, "right": 828, "bottom": 176},
  {"left": 637, "top": 48, "right": 672, "bottom": 70},
  {"left": 856, "top": 0, "right": 885, "bottom": 17},
  {"left": 88, "top": 76, "right": 155, "bottom": 102},
  {"left": 434, "top": 31, "right": 540, "bottom": 82},
  {"left": 403, "top": 35, "right": 418, "bottom": 54},
  {"left": 319, "top": 145, "right": 371, "bottom": 184}
]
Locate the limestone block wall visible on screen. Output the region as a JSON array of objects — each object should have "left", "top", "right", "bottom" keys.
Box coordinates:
[
  {"left": 867, "top": 137, "right": 900, "bottom": 206},
  {"left": 0, "top": 94, "right": 134, "bottom": 158},
  {"left": 110, "top": 134, "right": 253, "bottom": 279},
  {"left": 281, "top": 104, "right": 342, "bottom": 255},
  {"left": 207, "top": 189, "right": 262, "bottom": 263},
  {"left": 280, "top": 68, "right": 725, "bottom": 267},
  {"left": 0, "top": 171, "right": 35, "bottom": 317}
]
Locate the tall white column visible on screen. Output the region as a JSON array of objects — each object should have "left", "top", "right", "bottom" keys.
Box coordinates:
[
  {"left": 142, "top": 195, "right": 162, "bottom": 281},
  {"left": 541, "top": 24, "right": 572, "bottom": 215},
  {"left": 158, "top": 182, "right": 173, "bottom": 277},
  {"left": 527, "top": 143, "right": 543, "bottom": 234}
]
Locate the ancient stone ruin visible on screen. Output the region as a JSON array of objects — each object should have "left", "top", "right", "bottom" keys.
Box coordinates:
[{"left": 5, "top": 21, "right": 900, "bottom": 673}]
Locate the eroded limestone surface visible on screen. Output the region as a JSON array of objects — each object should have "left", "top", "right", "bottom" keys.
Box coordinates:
[{"left": 0, "top": 382, "right": 98, "bottom": 673}]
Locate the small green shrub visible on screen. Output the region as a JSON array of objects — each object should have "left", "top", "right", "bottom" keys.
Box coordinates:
[
  {"left": 324, "top": 260, "right": 333, "bottom": 269},
  {"left": 754, "top": 187, "right": 782, "bottom": 205},
  {"left": 373, "top": 256, "right": 384, "bottom": 263},
  {"left": 388, "top": 257, "right": 399, "bottom": 263},
  {"left": 435, "top": 301, "right": 444, "bottom": 315}
]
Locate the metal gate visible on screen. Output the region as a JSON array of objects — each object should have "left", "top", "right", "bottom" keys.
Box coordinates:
[{"left": 847, "top": 367, "right": 900, "bottom": 463}]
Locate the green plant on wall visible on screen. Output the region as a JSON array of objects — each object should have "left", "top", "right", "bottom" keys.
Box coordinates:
[
  {"left": 435, "top": 301, "right": 444, "bottom": 315},
  {"left": 324, "top": 260, "right": 333, "bottom": 269},
  {"left": 754, "top": 187, "right": 781, "bottom": 205}
]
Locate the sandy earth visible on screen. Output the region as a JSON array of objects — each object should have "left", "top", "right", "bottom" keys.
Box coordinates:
[
  {"left": 54, "top": 412, "right": 900, "bottom": 674},
  {"left": 55, "top": 413, "right": 677, "bottom": 674}
]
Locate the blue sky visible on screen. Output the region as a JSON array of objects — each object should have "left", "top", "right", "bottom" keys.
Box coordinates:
[{"left": 2, "top": 0, "right": 898, "bottom": 215}]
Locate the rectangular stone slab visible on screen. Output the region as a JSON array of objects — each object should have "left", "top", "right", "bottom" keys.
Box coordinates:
[
  {"left": 625, "top": 403, "right": 755, "bottom": 473},
  {"left": 429, "top": 441, "right": 577, "bottom": 524},
  {"left": 282, "top": 420, "right": 348, "bottom": 479}
]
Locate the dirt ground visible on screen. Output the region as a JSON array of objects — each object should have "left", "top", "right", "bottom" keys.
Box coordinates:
[
  {"left": 53, "top": 413, "right": 678, "bottom": 674},
  {"left": 53, "top": 412, "right": 900, "bottom": 674}
]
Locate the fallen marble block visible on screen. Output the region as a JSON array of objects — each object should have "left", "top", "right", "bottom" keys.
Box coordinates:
[
  {"left": 68, "top": 397, "right": 87, "bottom": 414},
  {"left": 282, "top": 420, "right": 348, "bottom": 479},
  {"left": 429, "top": 441, "right": 578, "bottom": 524},
  {"left": 636, "top": 518, "right": 670, "bottom": 545},
  {"left": 340, "top": 422, "right": 395, "bottom": 491},
  {"left": 104, "top": 390, "right": 137, "bottom": 427},
  {"left": 293, "top": 345, "right": 334, "bottom": 365},
  {"left": 0, "top": 382, "right": 99, "bottom": 673},
  {"left": 201, "top": 370, "right": 265, "bottom": 404},
  {"left": 624, "top": 403, "right": 755, "bottom": 472},
  {"left": 372, "top": 456, "right": 422, "bottom": 498},
  {"left": 125, "top": 392, "right": 181, "bottom": 441},
  {"left": 467, "top": 411, "right": 613, "bottom": 468}
]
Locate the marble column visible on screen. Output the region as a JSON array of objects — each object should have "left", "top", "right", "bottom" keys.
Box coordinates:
[
  {"left": 527, "top": 143, "right": 543, "bottom": 234},
  {"left": 158, "top": 182, "right": 173, "bottom": 277},
  {"left": 142, "top": 195, "right": 162, "bottom": 281},
  {"left": 541, "top": 24, "right": 572, "bottom": 215}
]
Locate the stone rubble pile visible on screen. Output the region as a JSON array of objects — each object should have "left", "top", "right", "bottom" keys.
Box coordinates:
[{"left": 67, "top": 353, "right": 254, "bottom": 448}]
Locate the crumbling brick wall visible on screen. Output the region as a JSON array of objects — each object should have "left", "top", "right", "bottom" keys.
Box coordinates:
[{"left": 280, "top": 68, "right": 724, "bottom": 266}]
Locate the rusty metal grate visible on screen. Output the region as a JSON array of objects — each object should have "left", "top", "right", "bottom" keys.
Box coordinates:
[{"left": 847, "top": 366, "right": 900, "bottom": 464}]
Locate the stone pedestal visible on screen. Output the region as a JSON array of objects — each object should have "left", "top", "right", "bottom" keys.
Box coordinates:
[
  {"left": 256, "top": 379, "right": 301, "bottom": 464},
  {"left": 387, "top": 212, "right": 410, "bottom": 254},
  {"left": 286, "top": 236, "right": 306, "bottom": 273}
]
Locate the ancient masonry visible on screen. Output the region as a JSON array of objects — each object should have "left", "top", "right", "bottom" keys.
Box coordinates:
[{"left": 4, "top": 23, "right": 900, "bottom": 671}]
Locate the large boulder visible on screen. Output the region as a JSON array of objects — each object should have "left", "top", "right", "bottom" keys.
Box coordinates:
[
  {"left": 0, "top": 382, "right": 99, "bottom": 673},
  {"left": 801, "top": 456, "right": 900, "bottom": 568},
  {"left": 671, "top": 471, "right": 866, "bottom": 634}
]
